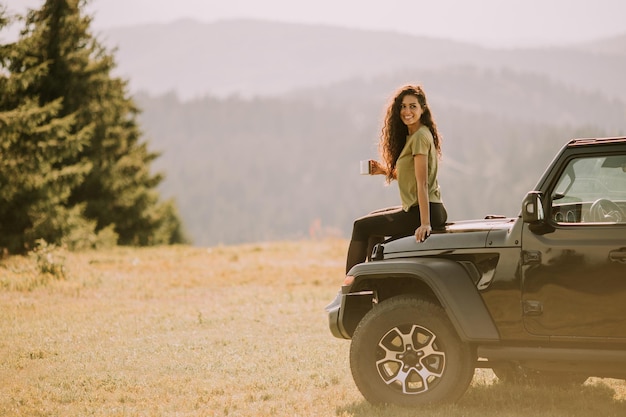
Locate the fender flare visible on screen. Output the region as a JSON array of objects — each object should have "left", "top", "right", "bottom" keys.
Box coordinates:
[{"left": 348, "top": 258, "right": 500, "bottom": 342}]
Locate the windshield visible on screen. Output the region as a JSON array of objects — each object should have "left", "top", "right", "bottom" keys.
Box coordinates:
[{"left": 551, "top": 155, "right": 626, "bottom": 223}]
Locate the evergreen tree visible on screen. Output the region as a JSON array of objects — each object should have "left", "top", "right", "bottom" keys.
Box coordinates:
[
  {"left": 0, "top": 5, "right": 98, "bottom": 253},
  {"left": 1, "top": 0, "right": 185, "bottom": 251}
]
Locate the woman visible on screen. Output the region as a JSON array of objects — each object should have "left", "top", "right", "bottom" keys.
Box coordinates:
[{"left": 345, "top": 84, "right": 447, "bottom": 273}]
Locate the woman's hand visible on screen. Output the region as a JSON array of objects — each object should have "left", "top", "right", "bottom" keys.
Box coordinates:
[
  {"left": 415, "top": 224, "right": 432, "bottom": 242},
  {"left": 370, "top": 160, "right": 386, "bottom": 175}
]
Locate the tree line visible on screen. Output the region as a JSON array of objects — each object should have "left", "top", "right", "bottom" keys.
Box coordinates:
[{"left": 0, "top": 0, "right": 184, "bottom": 254}]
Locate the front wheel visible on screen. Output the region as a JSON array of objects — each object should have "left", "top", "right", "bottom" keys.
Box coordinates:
[{"left": 349, "top": 296, "right": 475, "bottom": 406}]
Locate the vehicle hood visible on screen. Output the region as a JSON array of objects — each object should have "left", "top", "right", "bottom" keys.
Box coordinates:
[{"left": 379, "top": 217, "right": 518, "bottom": 258}]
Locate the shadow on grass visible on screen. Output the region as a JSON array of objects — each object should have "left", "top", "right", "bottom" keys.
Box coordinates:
[{"left": 336, "top": 381, "right": 626, "bottom": 417}]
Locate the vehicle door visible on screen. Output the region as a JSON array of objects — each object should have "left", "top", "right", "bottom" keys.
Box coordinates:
[{"left": 522, "top": 152, "right": 626, "bottom": 339}]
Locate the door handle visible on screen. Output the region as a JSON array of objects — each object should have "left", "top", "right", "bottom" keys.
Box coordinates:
[
  {"left": 609, "top": 249, "right": 626, "bottom": 264},
  {"left": 523, "top": 300, "right": 543, "bottom": 316}
]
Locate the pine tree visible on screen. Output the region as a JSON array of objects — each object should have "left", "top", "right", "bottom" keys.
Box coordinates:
[
  {"left": 0, "top": 5, "right": 96, "bottom": 253},
  {"left": 3, "top": 0, "right": 185, "bottom": 249}
]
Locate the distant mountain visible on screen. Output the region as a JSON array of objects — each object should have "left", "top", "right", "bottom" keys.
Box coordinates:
[
  {"left": 100, "top": 19, "right": 626, "bottom": 101},
  {"left": 100, "top": 18, "right": 484, "bottom": 98},
  {"left": 289, "top": 66, "right": 626, "bottom": 132},
  {"left": 576, "top": 34, "right": 626, "bottom": 57}
]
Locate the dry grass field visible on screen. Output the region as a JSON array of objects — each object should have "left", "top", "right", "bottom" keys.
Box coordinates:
[{"left": 1, "top": 239, "right": 626, "bottom": 416}]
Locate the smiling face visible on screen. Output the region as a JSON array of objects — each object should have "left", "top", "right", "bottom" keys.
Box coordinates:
[{"left": 400, "top": 94, "right": 423, "bottom": 133}]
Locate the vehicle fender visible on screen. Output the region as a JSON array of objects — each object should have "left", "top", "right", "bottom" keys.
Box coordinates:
[{"left": 348, "top": 258, "right": 500, "bottom": 342}]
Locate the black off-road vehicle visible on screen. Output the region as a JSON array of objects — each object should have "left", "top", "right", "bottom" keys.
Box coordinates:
[{"left": 326, "top": 137, "right": 626, "bottom": 406}]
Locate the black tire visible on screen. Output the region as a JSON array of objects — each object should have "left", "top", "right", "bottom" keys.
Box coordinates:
[
  {"left": 349, "top": 295, "right": 475, "bottom": 406},
  {"left": 492, "top": 362, "right": 588, "bottom": 386}
]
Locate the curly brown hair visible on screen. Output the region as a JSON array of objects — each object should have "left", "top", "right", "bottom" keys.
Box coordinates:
[{"left": 379, "top": 85, "right": 442, "bottom": 183}]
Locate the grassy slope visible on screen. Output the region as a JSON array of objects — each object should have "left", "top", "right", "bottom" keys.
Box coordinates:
[{"left": 1, "top": 240, "right": 625, "bottom": 416}]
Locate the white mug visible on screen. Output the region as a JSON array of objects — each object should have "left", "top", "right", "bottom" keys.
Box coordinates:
[{"left": 360, "top": 160, "right": 373, "bottom": 175}]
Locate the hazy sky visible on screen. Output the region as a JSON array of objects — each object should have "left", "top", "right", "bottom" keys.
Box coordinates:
[{"left": 3, "top": 0, "right": 626, "bottom": 47}]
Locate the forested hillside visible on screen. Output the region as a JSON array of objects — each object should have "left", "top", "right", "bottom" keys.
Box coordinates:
[
  {"left": 136, "top": 66, "right": 623, "bottom": 246},
  {"left": 92, "top": 19, "right": 626, "bottom": 246}
]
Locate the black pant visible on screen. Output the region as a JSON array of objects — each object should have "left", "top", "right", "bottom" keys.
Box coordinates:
[{"left": 345, "top": 203, "right": 447, "bottom": 273}]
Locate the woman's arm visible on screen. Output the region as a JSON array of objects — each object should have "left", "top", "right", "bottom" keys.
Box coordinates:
[{"left": 413, "top": 154, "right": 431, "bottom": 242}]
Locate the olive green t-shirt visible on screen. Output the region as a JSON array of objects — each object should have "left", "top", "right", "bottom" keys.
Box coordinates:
[{"left": 396, "top": 125, "right": 442, "bottom": 211}]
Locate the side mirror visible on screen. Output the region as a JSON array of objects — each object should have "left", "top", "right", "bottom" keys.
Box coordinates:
[{"left": 522, "top": 191, "right": 545, "bottom": 224}]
